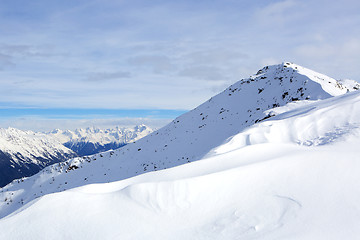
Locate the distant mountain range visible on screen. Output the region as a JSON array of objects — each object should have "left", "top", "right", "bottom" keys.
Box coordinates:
[
  {"left": 0, "top": 125, "right": 153, "bottom": 187},
  {"left": 0, "top": 128, "right": 76, "bottom": 187},
  {"left": 47, "top": 124, "right": 153, "bottom": 156}
]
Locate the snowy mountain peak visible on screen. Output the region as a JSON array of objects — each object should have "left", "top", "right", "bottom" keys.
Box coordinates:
[{"left": 253, "top": 62, "right": 358, "bottom": 96}]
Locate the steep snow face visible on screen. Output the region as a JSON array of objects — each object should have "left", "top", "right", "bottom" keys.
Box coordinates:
[
  {"left": 0, "top": 128, "right": 76, "bottom": 187},
  {"left": 47, "top": 125, "right": 153, "bottom": 156},
  {"left": 0, "top": 62, "right": 358, "bottom": 219},
  {"left": 1, "top": 85, "right": 360, "bottom": 239}
]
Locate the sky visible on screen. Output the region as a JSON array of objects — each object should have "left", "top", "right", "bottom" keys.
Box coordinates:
[{"left": 0, "top": 0, "right": 359, "bottom": 131}]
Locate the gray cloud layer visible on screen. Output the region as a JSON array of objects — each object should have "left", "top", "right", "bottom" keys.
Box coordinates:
[{"left": 86, "top": 71, "right": 131, "bottom": 81}]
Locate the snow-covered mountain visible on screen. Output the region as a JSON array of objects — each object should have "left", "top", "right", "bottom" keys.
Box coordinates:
[
  {"left": 1, "top": 62, "right": 360, "bottom": 239},
  {"left": 0, "top": 125, "right": 153, "bottom": 187},
  {"left": 0, "top": 128, "right": 77, "bottom": 187},
  {"left": 46, "top": 125, "right": 153, "bottom": 156}
]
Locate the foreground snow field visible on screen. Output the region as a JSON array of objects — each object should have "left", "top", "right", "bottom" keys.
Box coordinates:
[{"left": 1, "top": 63, "right": 360, "bottom": 239}]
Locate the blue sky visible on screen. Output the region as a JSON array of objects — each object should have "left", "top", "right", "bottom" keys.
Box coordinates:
[{"left": 0, "top": 0, "right": 359, "bottom": 130}]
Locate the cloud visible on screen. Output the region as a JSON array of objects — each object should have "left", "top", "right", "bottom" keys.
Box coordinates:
[
  {"left": 292, "top": 38, "right": 360, "bottom": 79},
  {"left": 0, "top": 44, "right": 65, "bottom": 58},
  {"left": 255, "top": 0, "right": 298, "bottom": 24},
  {"left": 128, "top": 55, "right": 176, "bottom": 74},
  {"left": 85, "top": 71, "right": 131, "bottom": 81},
  {"left": 294, "top": 39, "right": 360, "bottom": 59},
  {"left": 0, "top": 0, "right": 359, "bottom": 113},
  {"left": 0, "top": 44, "right": 32, "bottom": 55},
  {"left": 0, "top": 53, "right": 14, "bottom": 69},
  {"left": 178, "top": 65, "right": 227, "bottom": 81},
  {"left": 180, "top": 49, "right": 248, "bottom": 65},
  {"left": 0, "top": 44, "right": 69, "bottom": 72},
  {"left": 0, "top": 45, "right": 32, "bottom": 55},
  {"left": 260, "top": 58, "right": 281, "bottom": 67}
]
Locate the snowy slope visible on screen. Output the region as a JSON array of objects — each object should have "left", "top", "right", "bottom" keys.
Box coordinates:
[
  {"left": 47, "top": 125, "right": 153, "bottom": 156},
  {"left": 1, "top": 80, "right": 360, "bottom": 239},
  {"left": 0, "top": 62, "right": 358, "bottom": 218}
]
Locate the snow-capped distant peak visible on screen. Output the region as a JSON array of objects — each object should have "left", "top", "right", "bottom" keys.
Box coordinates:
[
  {"left": 0, "top": 127, "right": 77, "bottom": 187},
  {"left": 46, "top": 124, "right": 153, "bottom": 144},
  {"left": 44, "top": 125, "right": 153, "bottom": 156}
]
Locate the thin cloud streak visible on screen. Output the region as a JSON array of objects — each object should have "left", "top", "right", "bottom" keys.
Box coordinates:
[{"left": 85, "top": 71, "right": 131, "bottom": 81}]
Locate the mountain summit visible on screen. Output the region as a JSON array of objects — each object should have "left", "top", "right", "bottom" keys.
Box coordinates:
[{"left": 0, "top": 62, "right": 359, "bottom": 219}]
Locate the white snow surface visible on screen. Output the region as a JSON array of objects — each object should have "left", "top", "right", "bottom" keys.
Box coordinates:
[{"left": 1, "top": 63, "right": 360, "bottom": 239}]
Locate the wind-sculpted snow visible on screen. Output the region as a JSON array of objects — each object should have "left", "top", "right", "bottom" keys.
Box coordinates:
[
  {"left": 1, "top": 132, "right": 360, "bottom": 239},
  {"left": 1, "top": 63, "right": 360, "bottom": 239},
  {"left": 208, "top": 91, "right": 360, "bottom": 156}
]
